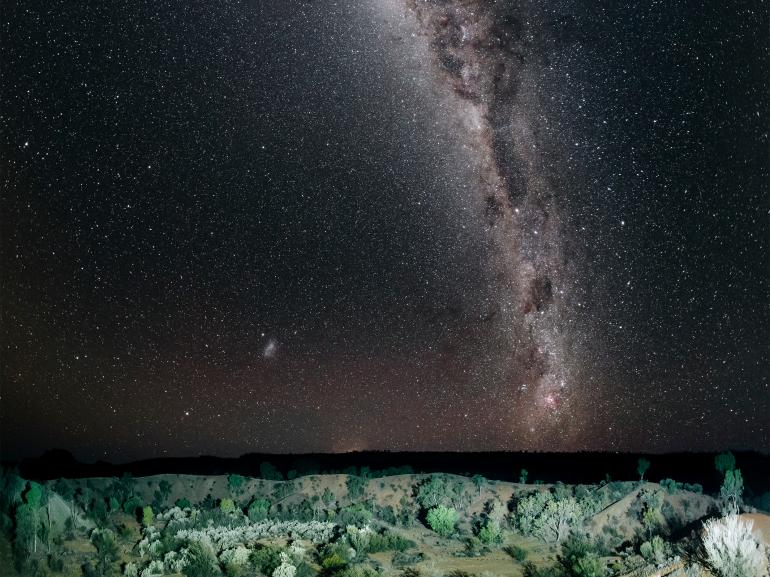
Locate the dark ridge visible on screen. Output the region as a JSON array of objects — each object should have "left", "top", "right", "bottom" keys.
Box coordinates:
[{"left": 5, "top": 450, "right": 769, "bottom": 495}]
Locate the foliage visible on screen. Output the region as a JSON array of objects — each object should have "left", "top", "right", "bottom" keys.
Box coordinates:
[
  {"left": 260, "top": 462, "right": 284, "bottom": 481},
  {"left": 558, "top": 533, "right": 605, "bottom": 577},
  {"left": 227, "top": 474, "right": 246, "bottom": 494},
  {"left": 639, "top": 535, "right": 670, "bottom": 566},
  {"left": 570, "top": 554, "right": 604, "bottom": 577},
  {"left": 181, "top": 542, "right": 219, "bottom": 577},
  {"left": 477, "top": 520, "right": 502, "bottom": 545},
  {"left": 142, "top": 505, "right": 154, "bottom": 527},
  {"left": 426, "top": 505, "right": 458, "bottom": 537},
  {"left": 637, "top": 458, "right": 650, "bottom": 481},
  {"left": 715, "top": 452, "right": 736, "bottom": 475},
  {"left": 247, "top": 497, "right": 271, "bottom": 522},
  {"left": 250, "top": 545, "right": 284, "bottom": 575},
  {"left": 219, "top": 498, "right": 236, "bottom": 515},
  {"left": 416, "top": 475, "right": 448, "bottom": 510},
  {"left": 320, "top": 552, "right": 348, "bottom": 571},
  {"left": 175, "top": 519, "right": 336, "bottom": 551},
  {"left": 520, "top": 469, "right": 529, "bottom": 484},
  {"left": 272, "top": 552, "right": 296, "bottom": 577},
  {"left": 702, "top": 514, "right": 766, "bottom": 577},
  {"left": 471, "top": 475, "right": 485, "bottom": 494},
  {"left": 336, "top": 503, "right": 373, "bottom": 527},
  {"left": 534, "top": 498, "right": 583, "bottom": 543},
  {"left": 638, "top": 488, "right": 664, "bottom": 539},
  {"left": 719, "top": 469, "right": 744, "bottom": 516},
  {"left": 91, "top": 528, "right": 119, "bottom": 577},
  {"left": 176, "top": 498, "right": 193, "bottom": 509},
  {"left": 346, "top": 475, "right": 367, "bottom": 500},
  {"left": 123, "top": 495, "right": 143, "bottom": 516},
  {"left": 504, "top": 544, "right": 528, "bottom": 562},
  {"left": 346, "top": 524, "right": 374, "bottom": 554},
  {"left": 659, "top": 478, "right": 680, "bottom": 495},
  {"left": 15, "top": 502, "right": 36, "bottom": 554}
]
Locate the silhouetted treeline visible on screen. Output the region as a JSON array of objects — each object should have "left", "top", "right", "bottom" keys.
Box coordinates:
[{"left": 5, "top": 449, "right": 769, "bottom": 495}]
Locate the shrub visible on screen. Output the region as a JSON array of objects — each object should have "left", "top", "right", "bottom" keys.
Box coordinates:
[
  {"left": 247, "top": 497, "right": 271, "bottom": 522},
  {"left": 272, "top": 552, "right": 296, "bottom": 577},
  {"left": 571, "top": 553, "right": 604, "bottom": 577},
  {"left": 183, "top": 542, "right": 219, "bottom": 577},
  {"left": 477, "top": 520, "right": 502, "bottom": 545},
  {"left": 639, "top": 535, "right": 670, "bottom": 565},
  {"left": 346, "top": 476, "right": 367, "bottom": 500},
  {"left": 48, "top": 552, "right": 64, "bottom": 572},
  {"left": 392, "top": 551, "right": 423, "bottom": 568},
  {"left": 250, "top": 545, "right": 283, "bottom": 575},
  {"left": 504, "top": 544, "right": 528, "bottom": 561},
  {"left": 321, "top": 552, "right": 348, "bottom": 570},
  {"left": 659, "top": 479, "right": 681, "bottom": 495},
  {"left": 702, "top": 515, "right": 766, "bottom": 577},
  {"left": 346, "top": 525, "right": 374, "bottom": 554},
  {"left": 227, "top": 474, "right": 245, "bottom": 494},
  {"left": 367, "top": 531, "right": 415, "bottom": 553},
  {"left": 426, "top": 505, "right": 458, "bottom": 537},
  {"left": 176, "top": 498, "right": 192, "bottom": 509},
  {"left": 219, "top": 499, "right": 236, "bottom": 515},
  {"left": 337, "top": 503, "right": 373, "bottom": 527}
]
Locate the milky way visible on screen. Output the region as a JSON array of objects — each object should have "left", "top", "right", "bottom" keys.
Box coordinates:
[
  {"left": 372, "top": 0, "right": 598, "bottom": 447},
  {"left": 2, "top": 0, "right": 767, "bottom": 460}
]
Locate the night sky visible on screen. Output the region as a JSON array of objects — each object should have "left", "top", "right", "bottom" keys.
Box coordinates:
[{"left": 2, "top": 0, "right": 768, "bottom": 461}]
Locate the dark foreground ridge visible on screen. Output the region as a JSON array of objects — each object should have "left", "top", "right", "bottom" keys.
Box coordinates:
[{"left": 7, "top": 449, "right": 770, "bottom": 493}]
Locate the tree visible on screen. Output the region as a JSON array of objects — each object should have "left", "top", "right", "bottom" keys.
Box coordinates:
[
  {"left": 260, "top": 462, "right": 283, "bottom": 481},
  {"left": 141, "top": 505, "right": 153, "bottom": 527},
  {"left": 227, "top": 474, "right": 245, "bottom": 495},
  {"left": 0, "top": 468, "right": 24, "bottom": 515},
  {"left": 14, "top": 503, "right": 36, "bottom": 554},
  {"left": 23, "top": 482, "right": 42, "bottom": 553},
  {"left": 54, "top": 479, "right": 75, "bottom": 520},
  {"left": 519, "top": 469, "right": 529, "bottom": 484},
  {"left": 715, "top": 452, "right": 736, "bottom": 476},
  {"left": 477, "top": 520, "right": 502, "bottom": 544},
  {"left": 719, "top": 469, "right": 744, "bottom": 516},
  {"left": 702, "top": 515, "right": 766, "bottom": 577},
  {"left": 637, "top": 458, "right": 650, "bottom": 481},
  {"left": 533, "top": 497, "right": 582, "bottom": 543},
  {"left": 426, "top": 505, "right": 458, "bottom": 537},
  {"left": 158, "top": 480, "right": 172, "bottom": 503},
  {"left": 346, "top": 475, "right": 367, "bottom": 500},
  {"left": 91, "top": 528, "right": 119, "bottom": 577},
  {"left": 417, "top": 475, "right": 448, "bottom": 509},
  {"left": 248, "top": 497, "right": 271, "bottom": 522},
  {"left": 471, "top": 475, "right": 485, "bottom": 495}
]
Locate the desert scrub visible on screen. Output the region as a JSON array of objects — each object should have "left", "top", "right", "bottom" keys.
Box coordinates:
[
  {"left": 174, "top": 519, "right": 336, "bottom": 552},
  {"left": 702, "top": 514, "right": 766, "bottom": 577}
]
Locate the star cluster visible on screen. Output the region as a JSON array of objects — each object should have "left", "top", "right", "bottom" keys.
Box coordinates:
[{"left": 1, "top": 0, "right": 767, "bottom": 460}]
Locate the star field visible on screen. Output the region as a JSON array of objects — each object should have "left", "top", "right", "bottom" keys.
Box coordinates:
[{"left": 1, "top": 0, "right": 767, "bottom": 461}]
